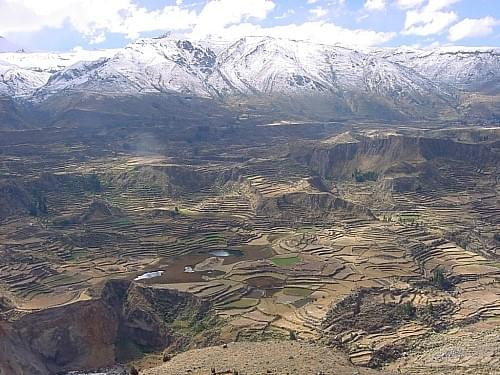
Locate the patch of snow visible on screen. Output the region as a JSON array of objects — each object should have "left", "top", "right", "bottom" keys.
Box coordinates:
[{"left": 0, "top": 36, "right": 498, "bottom": 100}]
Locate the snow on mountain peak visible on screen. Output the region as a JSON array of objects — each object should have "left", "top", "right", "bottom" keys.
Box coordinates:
[
  {"left": 0, "top": 36, "right": 498, "bottom": 104},
  {"left": 0, "top": 36, "right": 25, "bottom": 53}
]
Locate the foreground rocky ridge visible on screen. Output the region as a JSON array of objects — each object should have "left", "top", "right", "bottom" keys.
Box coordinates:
[
  {"left": 143, "top": 341, "right": 387, "bottom": 375},
  {"left": 0, "top": 280, "right": 218, "bottom": 375}
]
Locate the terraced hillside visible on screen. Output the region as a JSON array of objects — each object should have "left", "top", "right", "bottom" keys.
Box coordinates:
[{"left": 0, "top": 121, "right": 498, "bottom": 375}]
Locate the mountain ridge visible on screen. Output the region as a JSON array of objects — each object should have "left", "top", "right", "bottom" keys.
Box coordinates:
[
  {"left": 0, "top": 36, "right": 24, "bottom": 53},
  {"left": 0, "top": 36, "right": 499, "bottom": 123}
]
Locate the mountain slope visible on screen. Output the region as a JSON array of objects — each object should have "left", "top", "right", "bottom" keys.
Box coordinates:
[
  {"left": 38, "top": 39, "right": 227, "bottom": 97},
  {"left": 0, "top": 36, "right": 498, "bottom": 124},
  {"left": 0, "top": 37, "right": 22, "bottom": 53},
  {"left": 373, "top": 46, "right": 500, "bottom": 94},
  {"left": 33, "top": 37, "right": 458, "bottom": 119},
  {"left": 0, "top": 49, "right": 119, "bottom": 73},
  {"left": 0, "top": 49, "right": 119, "bottom": 97},
  {"left": 0, "top": 60, "right": 50, "bottom": 97}
]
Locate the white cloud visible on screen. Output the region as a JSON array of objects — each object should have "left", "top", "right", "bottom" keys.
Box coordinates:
[
  {"left": 192, "top": 21, "right": 395, "bottom": 47},
  {"left": 448, "top": 16, "right": 500, "bottom": 41},
  {"left": 396, "top": 0, "right": 426, "bottom": 9},
  {"left": 0, "top": 0, "right": 394, "bottom": 48},
  {"left": 425, "top": 0, "right": 460, "bottom": 12},
  {"left": 403, "top": 9, "right": 457, "bottom": 35},
  {"left": 396, "top": 0, "right": 459, "bottom": 11},
  {"left": 364, "top": 0, "right": 387, "bottom": 11},
  {"left": 90, "top": 33, "right": 106, "bottom": 44},
  {"left": 0, "top": 0, "right": 198, "bottom": 42},
  {"left": 197, "top": 0, "right": 275, "bottom": 28},
  {"left": 402, "top": 0, "right": 460, "bottom": 36},
  {"left": 307, "top": 0, "right": 319, "bottom": 4},
  {"left": 275, "top": 9, "right": 295, "bottom": 20},
  {"left": 310, "top": 6, "right": 328, "bottom": 19},
  {"left": 191, "top": 0, "right": 276, "bottom": 39}
]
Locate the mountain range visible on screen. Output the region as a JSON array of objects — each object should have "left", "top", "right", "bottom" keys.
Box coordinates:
[
  {"left": 1, "top": 35, "right": 499, "bottom": 126},
  {"left": 0, "top": 36, "right": 23, "bottom": 53}
]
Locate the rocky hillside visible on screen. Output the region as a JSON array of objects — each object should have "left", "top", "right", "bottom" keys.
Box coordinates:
[
  {"left": 373, "top": 46, "right": 500, "bottom": 94},
  {"left": 0, "top": 280, "right": 219, "bottom": 375},
  {"left": 30, "top": 37, "right": 453, "bottom": 120},
  {"left": 291, "top": 132, "right": 499, "bottom": 180}
]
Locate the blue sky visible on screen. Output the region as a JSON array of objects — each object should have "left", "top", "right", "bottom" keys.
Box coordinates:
[{"left": 1, "top": 0, "right": 499, "bottom": 51}]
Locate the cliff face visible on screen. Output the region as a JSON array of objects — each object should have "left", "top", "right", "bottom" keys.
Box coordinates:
[
  {"left": 0, "top": 280, "right": 214, "bottom": 375},
  {"left": 13, "top": 300, "right": 118, "bottom": 373},
  {"left": 292, "top": 135, "right": 497, "bottom": 180},
  {"left": 381, "top": 162, "right": 451, "bottom": 193},
  {"left": 109, "top": 281, "right": 213, "bottom": 359},
  {"left": 418, "top": 137, "right": 496, "bottom": 162},
  {"left": 0, "top": 322, "right": 49, "bottom": 375}
]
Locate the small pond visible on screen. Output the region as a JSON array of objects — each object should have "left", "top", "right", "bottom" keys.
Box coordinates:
[
  {"left": 208, "top": 249, "right": 244, "bottom": 257},
  {"left": 134, "top": 271, "right": 164, "bottom": 281}
]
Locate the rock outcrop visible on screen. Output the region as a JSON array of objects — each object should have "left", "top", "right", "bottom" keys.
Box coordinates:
[
  {"left": 292, "top": 135, "right": 498, "bottom": 180},
  {"left": 0, "top": 280, "right": 215, "bottom": 375}
]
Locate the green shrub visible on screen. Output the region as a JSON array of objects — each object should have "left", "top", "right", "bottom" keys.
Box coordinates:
[
  {"left": 401, "top": 301, "right": 416, "bottom": 317},
  {"left": 432, "top": 268, "right": 453, "bottom": 290},
  {"left": 352, "top": 169, "right": 378, "bottom": 182}
]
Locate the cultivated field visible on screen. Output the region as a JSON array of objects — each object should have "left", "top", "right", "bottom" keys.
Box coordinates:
[{"left": 0, "top": 123, "right": 498, "bottom": 373}]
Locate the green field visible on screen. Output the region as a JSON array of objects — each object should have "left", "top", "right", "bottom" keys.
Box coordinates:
[
  {"left": 283, "top": 287, "right": 312, "bottom": 297},
  {"left": 271, "top": 256, "right": 301, "bottom": 267},
  {"left": 219, "top": 298, "right": 259, "bottom": 310}
]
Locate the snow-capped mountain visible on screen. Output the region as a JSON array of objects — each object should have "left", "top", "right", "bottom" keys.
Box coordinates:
[
  {"left": 0, "top": 49, "right": 118, "bottom": 74},
  {"left": 216, "top": 37, "right": 451, "bottom": 100},
  {"left": 0, "top": 49, "right": 118, "bottom": 97},
  {"left": 0, "top": 60, "right": 50, "bottom": 97},
  {"left": 33, "top": 37, "right": 453, "bottom": 104},
  {"left": 40, "top": 39, "right": 226, "bottom": 97},
  {"left": 372, "top": 46, "right": 500, "bottom": 93},
  {"left": 0, "top": 36, "right": 498, "bottom": 119},
  {"left": 0, "top": 36, "right": 23, "bottom": 53}
]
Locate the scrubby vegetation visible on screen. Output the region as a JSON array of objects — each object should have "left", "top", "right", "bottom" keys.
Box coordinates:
[
  {"left": 431, "top": 268, "right": 453, "bottom": 290},
  {"left": 352, "top": 169, "right": 378, "bottom": 182},
  {"left": 29, "top": 189, "right": 48, "bottom": 216}
]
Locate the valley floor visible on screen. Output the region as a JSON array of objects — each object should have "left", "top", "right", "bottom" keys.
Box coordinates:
[{"left": 0, "top": 122, "right": 498, "bottom": 375}]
